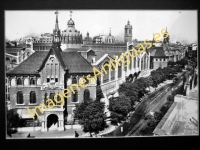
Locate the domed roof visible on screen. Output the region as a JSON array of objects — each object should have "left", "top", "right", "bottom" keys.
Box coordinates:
[
  {"left": 84, "top": 36, "right": 92, "bottom": 41},
  {"left": 84, "top": 32, "right": 92, "bottom": 41},
  {"left": 105, "top": 29, "right": 115, "bottom": 43},
  {"left": 105, "top": 35, "right": 115, "bottom": 40}
]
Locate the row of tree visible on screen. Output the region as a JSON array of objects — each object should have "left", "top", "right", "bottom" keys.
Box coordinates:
[{"left": 108, "top": 64, "right": 185, "bottom": 125}]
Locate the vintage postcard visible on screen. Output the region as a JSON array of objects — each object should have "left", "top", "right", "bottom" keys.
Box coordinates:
[{"left": 5, "top": 10, "right": 198, "bottom": 138}]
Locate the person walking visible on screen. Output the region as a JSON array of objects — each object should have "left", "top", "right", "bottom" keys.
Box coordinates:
[{"left": 75, "top": 131, "right": 79, "bottom": 137}]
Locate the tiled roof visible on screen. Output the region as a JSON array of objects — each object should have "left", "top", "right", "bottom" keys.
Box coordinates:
[
  {"left": 6, "top": 46, "right": 93, "bottom": 75},
  {"left": 17, "top": 43, "right": 26, "bottom": 47},
  {"left": 150, "top": 49, "right": 157, "bottom": 56},
  {"left": 93, "top": 51, "right": 123, "bottom": 63},
  {"left": 149, "top": 47, "right": 168, "bottom": 57},
  {"left": 61, "top": 51, "right": 93, "bottom": 73},
  {"left": 7, "top": 51, "right": 48, "bottom": 75}
]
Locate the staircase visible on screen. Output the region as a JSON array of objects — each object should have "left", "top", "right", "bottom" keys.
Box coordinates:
[{"left": 49, "top": 123, "right": 58, "bottom": 131}]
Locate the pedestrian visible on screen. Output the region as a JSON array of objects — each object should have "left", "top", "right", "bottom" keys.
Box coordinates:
[{"left": 75, "top": 130, "right": 79, "bottom": 137}]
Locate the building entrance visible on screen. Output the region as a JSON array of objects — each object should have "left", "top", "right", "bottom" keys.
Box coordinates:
[{"left": 47, "top": 114, "right": 58, "bottom": 130}]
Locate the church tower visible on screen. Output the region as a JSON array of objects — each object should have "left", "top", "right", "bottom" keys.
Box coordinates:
[
  {"left": 124, "top": 20, "right": 132, "bottom": 44},
  {"left": 53, "top": 10, "right": 61, "bottom": 48},
  {"left": 163, "top": 27, "right": 170, "bottom": 45}
]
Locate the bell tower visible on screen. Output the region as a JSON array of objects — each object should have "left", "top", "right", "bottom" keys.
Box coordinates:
[
  {"left": 124, "top": 20, "right": 132, "bottom": 44},
  {"left": 163, "top": 27, "right": 170, "bottom": 45},
  {"left": 53, "top": 10, "right": 61, "bottom": 48}
]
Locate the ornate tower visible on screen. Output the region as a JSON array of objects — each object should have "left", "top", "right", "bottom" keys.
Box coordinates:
[
  {"left": 53, "top": 11, "right": 61, "bottom": 48},
  {"left": 163, "top": 27, "right": 170, "bottom": 45},
  {"left": 124, "top": 20, "right": 132, "bottom": 44}
]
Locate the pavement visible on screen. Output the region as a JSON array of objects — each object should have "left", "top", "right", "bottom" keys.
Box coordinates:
[{"left": 9, "top": 128, "right": 84, "bottom": 138}]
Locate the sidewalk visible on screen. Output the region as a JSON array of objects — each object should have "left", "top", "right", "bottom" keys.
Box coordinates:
[{"left": 10, "top": 128, "right": 84, "bottom": 138}]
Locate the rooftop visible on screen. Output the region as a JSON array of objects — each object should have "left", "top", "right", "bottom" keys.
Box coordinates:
[
  {"left": 83, "top": 43, "right": 126, "bottom": 47},
  {"left": 6, "top": 46, "right": 93, "bottom": 75},
  {"left": 149, "top": 47, "right": 168, "bottom": 57},
  {"left": 153, "top": 89, "right": 198, "bottom": 136}
]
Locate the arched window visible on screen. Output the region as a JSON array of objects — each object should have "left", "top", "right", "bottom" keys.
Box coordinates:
[
  {"left": 84, "top": 89, "right": 90, "bottom": 102},
  {"left": 72, "top": 77, "right": 77, "bottom": 84},
  {"left": 17, "top": 78, "right": 22, "bottom": 85},
  {"left": 50, "top": 93, "right": 56, "bottom": 105},
  {"left": 111, "top": 69, "right": 115, "bottom": 81},
  {"left": 141, "top": 58, "right": 143, "bottom": 70},
  {"left": 72, "top": 90, "right": 78, "bottom": 102},
  {"left": 44, "top": 93, "right": 48, "bottom": 104},
  {"left": 103, "top": 64, "right": 109, "bottom": 83},
  {"left": 134, "top": 57, "right": 136, "bottom": 68},
  {"left": 30, "top": 91, "right": 36, "bottom": 104},
  {"left": 30, "top": 78, "right": 35, "bottom": 85},
  {"left": 17, "top": 91, "right": 23, "bottom": 104},
  {"left": 130, "top": 56, "right": 132, "bottom": 69},
  {"left": 118, "top": 65, "right": 122, "bottom": 78}
]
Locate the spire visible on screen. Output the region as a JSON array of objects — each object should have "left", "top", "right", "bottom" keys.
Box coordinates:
[
  {"left": 109, "top": 28, "right": 111, "bottom": 36},
  {"left": 70, "top": 10, "right": 73, "bottom": 19},
  {"left": 55, "top": 10, "right": 59, "bottom": 31},
  {"left": 53, "top": 10, "right": 61, "bottom": 48}
]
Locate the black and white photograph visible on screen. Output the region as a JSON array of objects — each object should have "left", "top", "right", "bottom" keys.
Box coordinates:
[{"left": 5, "top": 10, "right": 198, "bottom": 138}]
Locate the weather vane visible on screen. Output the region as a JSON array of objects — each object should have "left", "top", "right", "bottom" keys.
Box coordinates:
[
  {"left": 70, "top": 10, "right": 73, "bottom": 19},
  {"left": 55, "top": 10, "right": 59, "bottom": 15}
]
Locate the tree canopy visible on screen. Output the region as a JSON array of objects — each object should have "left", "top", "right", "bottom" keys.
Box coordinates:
[
  {"left": 108, "top": 95, "right": 132, "bottom": 124},
  {"left": 73, "top": 100, "right": 108, "bottom": 134}
]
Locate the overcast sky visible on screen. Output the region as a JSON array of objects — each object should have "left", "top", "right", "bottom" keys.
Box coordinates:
[{"left": 5, "top": 10, "right": 197, "bottom": 44}]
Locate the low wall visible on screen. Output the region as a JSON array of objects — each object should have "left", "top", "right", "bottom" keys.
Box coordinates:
[
  {"left": 11, "top": 127, "right": 42, "bottom": 132},
  {"left": 65, "top": 125, "right": 82, "bottom": 129}
]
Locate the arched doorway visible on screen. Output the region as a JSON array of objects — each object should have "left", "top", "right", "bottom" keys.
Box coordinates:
[{"left": 47, "top": 114, "right": 59, "bottom": 130}]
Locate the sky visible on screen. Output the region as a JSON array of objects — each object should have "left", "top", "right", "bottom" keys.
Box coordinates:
[{"left": 5, "top": 10, "right": 197, "bottom": 44}]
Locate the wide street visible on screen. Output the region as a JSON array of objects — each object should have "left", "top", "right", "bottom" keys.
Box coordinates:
[
  {"left": 127, "top": 72, "right": 184, "bottom": 136},
  {"left": 129, "top": 79, "right": 182, "bottom": 136},
  {"left": 103, "top": 72, "right": 184, "bottom": 137}
]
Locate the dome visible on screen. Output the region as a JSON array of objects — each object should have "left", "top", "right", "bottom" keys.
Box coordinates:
[
  {"left": 105, "top": 35, "right": 115, "bottom": 44},
  {"left": 105, "top": 28, "right": 115, "bottom": 44},
  {"left": 84, "top": 32, "right": 92, "bottom": 41},
  {"left": 84, "top": 36, "right": 92, "bottom": 41}
]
